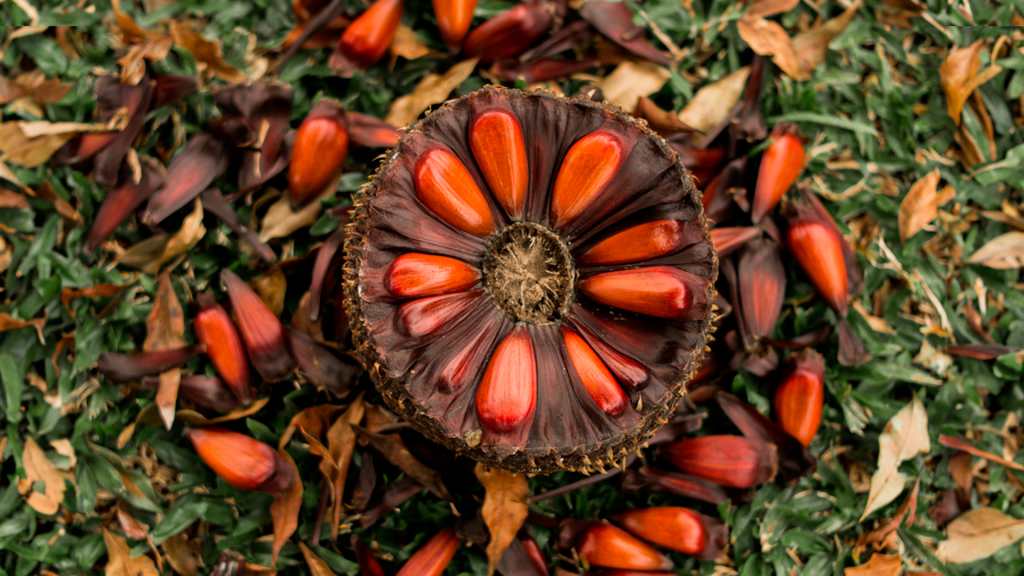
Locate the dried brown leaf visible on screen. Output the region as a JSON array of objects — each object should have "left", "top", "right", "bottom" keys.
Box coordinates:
[
  {"left": 302, "top": 397, "right": 365, "bottom": 540},
  {"left": 169, "top": 22, "right": 246, "bottom": 82},
  {"left": 353, "top": 425, "right": 453, "bottom": 501},
  {"left": 745, "top": 0, "right": 800, "bottom": 18},
  {"left": 299, "top": 542, "right": 338, "bottom": 576},
  {"left": 898, "top": 170, "right": 954, "bottom": 242},
  {"left": 163, "top": 533, "right": 199, "bottom": 576},
  {"left": 736, "top": 15, "right": 801, "bottom": 79},
  {"left": 792, "top": 2, "right": 861, "bottom": 79},
  {"left": 0, "top": 312, "right": 45, "bottom": 343},
  {"left": 390, "top": 24, "right": 432, "bottom": 60},
  {"left": 118, "top": 198, "right": 206, "bottom": 274},
  {"left": 940, "top": 40, "right": 1003, "bottom": 125},
  {"left": 862, "top": 394, "right": 930, "bottom": 520},
  {"left": 19, "top": 438, "right": 66, "bottom": 515},
  {"left": 175, "top": 396, "right": 271, "bottom": 425},
  {"left": 844, "top": 553, "right": 902, "bottom": 576},
  {"left": 103, "top": 528, "right": 160, "bottom": 576},
  {"left": 270, "top": 450, "right": 302, "bottom": 567},
  {"left": 386, "top": 58, "right": 480, "bottom": 127},
  {"left": 61, "top": 277, "right": 136, "bottom": 317},
  {"left": 0, "top": 122, "right": 77, "bottom": 167},
  {"left": 145, "top": 272, "right": 186, "bottom": 429},
  {"left": 966, "top": 232, "right": 1024, "bottom": 269},
  {"left": 476, "top": 463, "right": 530, "bottom": 576},
  {"left": 599, "top": 60, "right": 671, "bottom": 111},
  {"left": 936, "top": 507, "right": 1024, "bottom": 563},
  {"left": 259, "top": 189, "right": 329, "bottom": 243},
  {"left": 251, "top": 268, "right": 287, "bottom": 317},
  {"left": 677, "top": 66, "right": 750, "bottom": 142}
]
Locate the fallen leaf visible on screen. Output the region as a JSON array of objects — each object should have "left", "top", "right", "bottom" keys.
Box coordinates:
[
  {"left": 19, "top": 438, "right": 66, "bottom": 515},
  {"left": 251, "top": 268, "right": 287, "bottom": 317},
  {"left": 0, "top": 122, "right": 78, "bottom": 167},
  {"left": 862, "top": 394, "right": 930, "bottom": 520},
  {"left": 947, "top": 451, "right": 973, "bottom": 494},
  {"left": 353, "top": 424, "right": 453, "bottom": 501},
  {"left": 145, "top": 272, "right": 187, "bottom": 429},
  {"left": 936, "top": 507, "right": 1024, "bottom": 563},
  {"left": 390, "top": 24, "right": 431, "bottom": 60},
  {"left": 175, "top": 396, "right": 271, "bottom": 425},
  {"left": 859, "top": 477, "right": 919, "bottom": 551},
  {"left": 677, "top": 66, "right": 750, "bottom": 143},
  {"left": 303, "top": 397, "right": 365, "bottom": 540},
  {"left": 939, "top": 40, "right": 1002, "bottom": 125},
  {"left": 163, "top": 533, "right": 199, "bottom": 576},
  {"left": 103, "top": 527, "right": 160, "bottom": 576},
  {"left": 36, "top": 180, "right": 82, "bottom": 225},
  {"left": 852, "top": 300, "right": 895, "bottom": 334},
  {"left": 119, "top": 198, "right": 206, "bottom": 274},
  {"left": 259, "top": 188, "right": 331, "bottom": 243},
  {"left": 844, "top": 553, "right": 902, "bottom": 576},
  {"left": 299, "top": 542, "right": 338, "bottom": 576},
  {"left": 116, "top": 508, "right": 150, "bottom": 540},
  {"left": 50, "top": 439, "right": 76, "bottom": 469},
  {"left": 736, "top": 15, "right": 800, "bottom": 79},
  {"left": 745, "top": 0, "right": 800, "bottom": 18},
  {"left": 792, "top": 2, "right": 862, "bottom": 79},
  {"left": 632, "top": 96, "right": 696, "bottom": 137},
  {"left": 966, "top": 232, "right": 1024, "bottom": 269},
  {"left": 476, "top": 463, "right": 530, "bottom": 576},
  {"left": 898, "top": 170, "right": 954, "bottom": 242},
  {"left": 169, "top": 21, "right": 246, "bottom": 83},
  {"left": 938, "top": 434, "right": 1024, "bottom": 471},
  {"left": 270, "top": 449, "right": 303, "bottom": 567},
  {"left": 61, "top": 278, "right": 136, "bottom": 318},
  {"left": 386, "top": 58, "right": 479, "bottom": 127},
  {"left": 598, "top": 60, "right": 671, "bottom": 111},
  {"left": 0, "top": 312, "right": 45, "bottom": 343},
  {"left": 119, "top": 36, "right": 174, "bottom": 85}
]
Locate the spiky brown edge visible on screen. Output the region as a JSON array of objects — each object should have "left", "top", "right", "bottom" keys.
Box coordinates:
[{"left": 343, "top": 86, "right": 718, "bottom": 475}]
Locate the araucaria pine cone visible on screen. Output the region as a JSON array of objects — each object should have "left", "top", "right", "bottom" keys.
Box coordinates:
[{"left": 344, "top": 87, "right": 718, "bottom": 474}]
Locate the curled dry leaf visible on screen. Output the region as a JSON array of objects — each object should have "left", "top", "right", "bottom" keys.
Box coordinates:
[
  {"left": 163, "top": 533, "right": 200, "bottom": 576},
  {"left": 259, "top": 188, "right": 332, "bottom": 243},
  {"left": 385, "top": 58, "right": 479, "bottom": 127},
  {"left": 0, "top": 121, "right": 79, "bottom": 167},
  {"left": 390, "top": 24, "right": 432, "bottom": 60},
  {"left": 270, "top": 449, "right": 303, "bottom": 567},
  {"left": 118, "top": 198, "right": 207, "bottom": 274},
  {"left": 175, "top": 396, "right": 271, "bottom": 425},
  {"left": 862, "top": 394, "right": 930, "bottom": 520},
  {"left": 299, "top": 542, "right": 338, "bottom": 576},
  {"left": 792, "top": 2, "right": 861, "bottom": 79},
  {"left": 843, "top": 553, "right": 902, "bottom": 576},
  {"left": 898, "top": 169, "right": 955, "bottom": 242},
  {"left": 476, "top": 463, "right": 530, "bottom": 576},
  {"left": 736, "top": 14, "right": 800, "bottom": 80},
  {"left": 744, "top": 0, "right": 799, "bottom": 19},
  {"left": 303, "top": 397, "right": 365, "bottom": 540},
  {"left": 251, "top": 267, "right": 287, "bottom": 317},
  {"left": 352, "top": 424, "right": 453, "bottom": 501},
  {"left": 598, "top": 60, "right": 671, "bottom": 112},
  {"left": 677, "top": 66, "right": 750, "bottom": 143},
  {"left": 169, "top": 21, "right": 246, "bottom": 82},
  {"left": 935, "top": 507, "right": 1024, "bottom": 564},
  {"left": 966, "top": 232, "right": 1024, "bottom": 269},
  {"left": 0, "top": 312, "right": 46, "bottom": 343},
  {"left": 103, "top": 528, "right": 160, "bottom": 576},
  {"left": 939, "top": 39, "right": 1002, "bottom": 125},
  {"left": 144, "top": 272, "right": 187, "bottom": 429},
  {"left": 18, "top": 438, "right": 66, "bottom": 515}
]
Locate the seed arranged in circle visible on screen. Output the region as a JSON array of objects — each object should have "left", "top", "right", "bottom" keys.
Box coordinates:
[{"left": 344, "top": 86, "right": 718, "bottom": 473}]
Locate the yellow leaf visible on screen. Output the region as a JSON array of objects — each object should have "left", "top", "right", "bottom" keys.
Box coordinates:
[
  {"left": 736, "top": 15, "right": 801, "bottom": 79},
  {"left": 966, "top": 232, "right": 1024, "bottom": 269},
  {"left": 118, "top": 198, "right": 206, "bottom": 274},
  {"left": 386, "top": 58, "right": 480, "bottom": 127},
  {"left": 936, "top": 507, "right": 1024, "bottom": 564},
  {"left": 844, "top": 553, "right": 903, "bottom": 576},
  {"left": 677, "top": 67, "right": 750, "bottom": 144},
  {"left": 102, "top": 528, "right": 160, "bottom": 576},
  {"left": 861, "top": 394, "right": 930, "bottom": 520},
  {"left": 476, "top": 463, "right": 530, "bottom": 576},
  {"left": 19, "top": 438, "right": 66, "bottom": 515},
  {"left": 898, "top": 169, "right": 955, "bottom": 242},
  {"left": 939, "top": 40, "right": 1002, "bottom": 125},
  {"left": 598, "top": 60, "right": 671, "bottom": 111},
  {"left": 169, "top": 21, "right": 246, "bottom": 82},
  {"left": 792, "top": 1, "right": 862, "bottom": 79},
  {"left": 0, "top": 122, "right": 76, "bottom": 167},
  {"left": 390, "top": 24, "right": 432, "bottom": 61},
  {"left": 299, "top": 542, "right": 338, "bottom": 576},
  {"left": 259, "top": 188, "right": 330, "bottom": 243}
]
